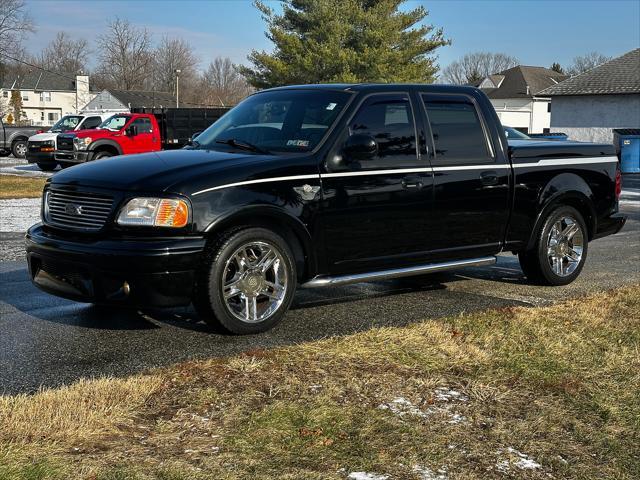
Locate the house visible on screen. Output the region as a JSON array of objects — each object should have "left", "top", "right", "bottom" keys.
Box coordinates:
[
  {"left": 475, "top": 65, "right": 568, "bottom": 133},
  {"left": 0, "top": 71, "right": 97, "bottom": 126},
  {"left": 82, "top": 89, "right": 179, "bottom": 112},
  {"left": 537, "top": 48, "right": 640, "bottom": 144}
]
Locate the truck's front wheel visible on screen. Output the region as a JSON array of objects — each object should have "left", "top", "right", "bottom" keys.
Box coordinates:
[
  {"left": 193, "top": 227, "right": 297, "bottom": 334},
  {"left": 519, "top": 205, "right": 588, "bottom": 286},
  {"left": 93, "top": 151, "right": 113, "bottom": 160},
  {"left": 12, "top": 140, "right": 27, "bottom": 158}
]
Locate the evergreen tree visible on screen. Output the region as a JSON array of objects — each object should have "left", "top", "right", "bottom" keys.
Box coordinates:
[
  {"left": 550, "top": 62, "right": 564, "bottom": 74},
  {"left": 240, "top": 0, "right": 449, "bottom": 88}
]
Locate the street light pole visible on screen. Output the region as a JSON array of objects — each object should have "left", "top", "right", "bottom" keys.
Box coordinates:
[{"left": 175, "top": 69, "right": 181, "bottom": 108}]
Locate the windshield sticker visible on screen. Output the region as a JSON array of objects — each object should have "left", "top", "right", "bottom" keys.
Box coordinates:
[
  {"left": 326, "top": 103, "right": 337, "bottom": 110},
  {"left": 287, "top": 139, "right": 310, "bottom": 147}
]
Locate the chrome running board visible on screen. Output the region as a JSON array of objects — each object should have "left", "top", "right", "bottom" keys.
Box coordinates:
[{"left": 302, "top": 256, "right": 497, "bottom": 288}]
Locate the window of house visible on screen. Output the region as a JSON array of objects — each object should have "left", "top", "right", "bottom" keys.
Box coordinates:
[
  {"left": 40, "top": 112, "right": 45, "bottom": 121},
  {"left": 21, "top": 91, "right": 29, "bottom": 101},
  {"left": 2, "top": 91, "right": 8, "bottom": 98},
  {"left": 40, "top": 91, "right": 52, "bottom": 102},
  {"left": 48, "top": 112, "right": 59, "bottom": 123},
  {"left": 347, "top": 93, "right": 418, "bottom": 169},
  {"left": 547, "top": 103, "right": 551, "bottom": 113},
  {"left": 422, "top": 94, "right": 493, "bottom": 165}
]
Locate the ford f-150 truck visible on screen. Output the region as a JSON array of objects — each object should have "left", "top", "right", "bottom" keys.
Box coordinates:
[
  {"left": 0, "top": 118, "right": 41, "bottom": 158},
  {"left": 54, "top": 108, "right": 229, "bottom": 168},
  {"left": 26, "top": 84, "right": 626, "bottom": 334},
  {"left": 27, "top": 112, "right": 123, "bottom": 171}
]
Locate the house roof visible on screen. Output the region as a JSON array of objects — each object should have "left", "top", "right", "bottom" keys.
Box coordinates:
[
  {"left": 106, "top": 90, "right": 178, "bottom": 108},
  {"left": 477, "top": 65, "right": 568, "bottom": 99},
  {"left": 539, "top": 48, "right": 640, "bottom": 96},
  {"left": 0, "top": 70, "right": 95, "bottom": 92}
]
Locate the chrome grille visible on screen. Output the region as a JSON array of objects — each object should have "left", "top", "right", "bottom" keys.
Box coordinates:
[{"left": 46, "top": 189, "right": 114, "bottom": 231}]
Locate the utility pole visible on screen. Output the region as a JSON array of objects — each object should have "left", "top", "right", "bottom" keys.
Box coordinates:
[{"left": 174, "top": 69, "right": 181, "bottom": 108}]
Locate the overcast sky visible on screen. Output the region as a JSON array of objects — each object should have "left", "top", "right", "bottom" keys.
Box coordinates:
[{"left": 27, "top": 0, "right": 640, "bottom": 71}]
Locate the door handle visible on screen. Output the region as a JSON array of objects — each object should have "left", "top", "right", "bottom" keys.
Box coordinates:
[
  {"left": 480, "top": 170, "right": 499, "bottom": 186},
  {"left": 401, "top": 177, "right": 424, "bottom": 190}
]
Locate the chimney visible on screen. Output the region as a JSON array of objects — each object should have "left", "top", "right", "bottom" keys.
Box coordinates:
[{"left": 75, "top": 74, "right": 90, "bottom": 113}]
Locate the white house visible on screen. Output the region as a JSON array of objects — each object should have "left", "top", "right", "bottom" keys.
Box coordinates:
[
  {"left": 537, "top": 48, "right": 640, "bottom": 144},
  {"left": 475, "top": 65, "right": 568, "bottom": 134},
  {"left": 0, "top": 71, "right": 97, "bottom": 126}
]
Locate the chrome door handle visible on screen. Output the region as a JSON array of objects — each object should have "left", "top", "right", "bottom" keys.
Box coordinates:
[
  {"left": 480, "top": 170, "right": 499, "bottom": 186},
  {"left": 402, "top": 178, "right": 424, "bottom": 189}
]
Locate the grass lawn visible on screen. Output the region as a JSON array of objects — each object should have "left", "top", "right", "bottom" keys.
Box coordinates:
[
  {"left": 0, "top": 176, "right": 46, "bottom": 199},
  {"left": 1, "top": 285, "right": 638, "bottom": 480}
]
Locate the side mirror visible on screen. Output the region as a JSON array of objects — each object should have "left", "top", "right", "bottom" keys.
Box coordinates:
[
  {"left": 126, "top": 124, "right": 138, "bottom": 136},
  {"left": 343, "top": 134, "right": 377, "bottom": 160},
  {"left": 192, "top": 131, "right": 202, "bottom": 140}
]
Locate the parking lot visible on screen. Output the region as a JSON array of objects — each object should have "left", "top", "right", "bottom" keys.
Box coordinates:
[{"left": 1, "top": 156, "right": 638, "bottom": 395}]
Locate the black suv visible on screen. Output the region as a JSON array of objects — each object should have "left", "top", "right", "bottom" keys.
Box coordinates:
[{"left": 26, "top": 84, "right": 625, "bottom": 334}]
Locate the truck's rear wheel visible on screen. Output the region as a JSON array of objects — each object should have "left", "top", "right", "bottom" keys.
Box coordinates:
[
  {"left": 12, "top": 140, "right": 27, "bottom": 158},
  {"left": 193, "top": 227, "right": 297, "bottom": 334},
  {"left": 519, "top": 205, "right": 588, "bottom": 286},
  {"left": 37, "top": 162, "right": 57, "bottom": 171}
]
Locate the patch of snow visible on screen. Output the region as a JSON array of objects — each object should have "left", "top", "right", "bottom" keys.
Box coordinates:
[
  {"left": 433, "top": 387, "right": 468, "bottom": 403},
  {"left": 378, "top": 397, "right": 429, "bottom": 418},
  {"left": 413, "top": 465, "right": 448, "bottom": 480},
  {"left": 496, "top": 447, "right": 542, "bottom": 472},
  {"left": 347, "top": 472, "right": 389, "bottom": 480},
  {"left": 447, "top": 412, "right": 467, "bottom": 424},
  {"left": 0, "top": 198, "right": 41, "bottom": 232}
]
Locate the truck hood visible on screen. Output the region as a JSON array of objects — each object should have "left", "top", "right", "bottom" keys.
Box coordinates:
[
  {"left": 49, "top": 148, "right": 287, "bottom": 195},
  {"left": 67, "top": 128, "right": 116, "bottom": 139},
  {"left": 29, "top": 132, "right": 57, "bottom": 142}
]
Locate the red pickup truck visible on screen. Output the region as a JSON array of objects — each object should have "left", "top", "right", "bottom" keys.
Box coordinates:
[{"left": 55, "top": 108, "right": 229, "bottom": 167}]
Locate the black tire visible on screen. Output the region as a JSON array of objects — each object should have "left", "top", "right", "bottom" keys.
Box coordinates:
[
  {"left": 193, "top": 227, "right": 297, "bottom": 334},
  {"left": 518, "top": 205, "right": 588, "bottom": 286},
  {"left": 37, "top": 162, "right": 57, "bottom": 171},
  {"left": 92, "top": 151, "right": 113, "bottom": 160},
  {"left": 12, "top": 140, "right": 27, "bottom": 158}
]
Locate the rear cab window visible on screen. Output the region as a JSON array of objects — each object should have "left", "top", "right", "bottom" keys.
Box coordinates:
[{"left": 421, "top": 94, "right": 494, "bottom": 165}]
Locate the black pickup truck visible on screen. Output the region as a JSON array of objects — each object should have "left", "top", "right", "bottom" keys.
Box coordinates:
[
  {"left": 0, "top": 118, "right": 41, "bottom": 158},
  {"left": 26, "top": 84, "right": 625, "bottom": 334}
]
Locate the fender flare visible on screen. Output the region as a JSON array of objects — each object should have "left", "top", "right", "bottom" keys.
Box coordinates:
[
  {"left": 526, "top": 173, "right": 597, "bottom": 250},
  {"left": 88, "top": 139, "right": 123, "bottom": 156},
  {"left": 203, "top": 204, "right": 318, "bottom": 279}
]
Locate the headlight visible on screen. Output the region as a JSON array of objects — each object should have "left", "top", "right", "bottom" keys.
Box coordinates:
[
  {"left": 116, "top": 197, "right": 190, "bottom": 228},
  {"left": 73, "top": 137, "right": 92, "bottom": 150},
  {"left": 42, "top": 140, "right": 55, "bottom": 147}
]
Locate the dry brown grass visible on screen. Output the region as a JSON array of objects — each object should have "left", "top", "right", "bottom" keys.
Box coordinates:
[
  {"left": 0, "top": 176, "right": 46, "bottom": 199},
  {"left": 1, "top": 285, "right": 638, "bottom": 480}
]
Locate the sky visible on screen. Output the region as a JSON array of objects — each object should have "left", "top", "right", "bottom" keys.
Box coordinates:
[{"left": 26, "top": 0, "right": 640, "bottom": 73}]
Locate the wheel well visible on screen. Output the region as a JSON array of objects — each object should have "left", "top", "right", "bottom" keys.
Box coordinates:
[
  {"left": 554, "top": 196, "right": 596, "bottom": 240},
  {"left": 11, "top": 136, "right": 27, "bottom": 146},
  {"left": 92, "top": 145, "right": 119, "bottom": 157},
  {"left": 205, "top": 214, "right": 313, "bottom": 281}
]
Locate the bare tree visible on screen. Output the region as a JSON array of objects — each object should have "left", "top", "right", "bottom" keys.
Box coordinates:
[
  {"left": 441, "top": 52, "right": 520, "bottom": 85},
  {"left": 567, "top": 52, "right": 612, "bottom": 76},
  {"left": 152, "top": 36, "right": 199, "bottom": 94},
  {"left": 96, "top": 17, "right": 153, "bottom": 90},
  {"left": 0, "top": 0, "right": 34, "bottom": 57},
  {"left": 199, "top": 57, "right": 252, "bottom": 106},
  {"left": 36, "top": 32, "right": 90, "bottom": 74}
]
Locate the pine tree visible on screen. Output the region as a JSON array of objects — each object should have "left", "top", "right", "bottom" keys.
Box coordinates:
[
  {"left": 240, "top": 0, "right": 449, "bottom": 88},
  {"left": 550, "top": 62, "right": 564, "bottom": 74}
]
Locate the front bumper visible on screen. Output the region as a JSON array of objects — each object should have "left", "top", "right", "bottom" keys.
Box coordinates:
[
  {"left": 54, "top": 150, "right": 89, "bottom": 163},
  {"left": 26, "top": 150, "right": 56, "bottom": 164},
  {"left": 26, "top": 224, "right": 206, "bottom": 307}
]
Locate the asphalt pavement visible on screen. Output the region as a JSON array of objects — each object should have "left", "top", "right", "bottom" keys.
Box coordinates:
[{"left": 0, "top": 173, "right": 638, "bottom": 395}]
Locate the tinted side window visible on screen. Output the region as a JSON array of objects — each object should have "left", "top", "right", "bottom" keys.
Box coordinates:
[
  {"left": 132, "top": 118, "right": 152, "bottom": 134},
  {"left": 80, "top": 116, "right": 102, "bottom": 129},
  {"left": 422, "top": 95, "right": 492, "bottom": 165},
  {"left": 348, "top": 93, "right": 417, "bottom": 169}
]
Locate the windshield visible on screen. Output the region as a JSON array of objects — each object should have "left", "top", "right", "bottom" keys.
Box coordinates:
[
  {"left": 194, "top": 89, "right": 352, "bottom": 153},
  {"left": 99, "top": 115, "right": 130, "bottom": 131},
  {"left": 504, "top": 126, "right": 531, "bottom": 140},
  {"left": 50, "top": 115, "right": 83, "bottom": 133}
]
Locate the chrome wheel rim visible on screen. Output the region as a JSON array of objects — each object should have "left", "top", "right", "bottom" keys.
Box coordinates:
[
  {"left": 16, "top": 143, "right": 27, "bottom": 156},
  {"left": 221, "top": 241, "right": 288, "bottom": 324},
  {"left": 547, "top": 215, "right": 584, "bottom": 277}
]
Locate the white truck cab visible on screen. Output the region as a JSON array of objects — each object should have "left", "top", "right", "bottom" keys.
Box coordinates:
[{"left": 27, "top": 111, "right": 125, "bottom": 171}]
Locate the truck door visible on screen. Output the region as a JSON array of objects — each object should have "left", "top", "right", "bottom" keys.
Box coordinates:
[
  {"left": 128, "top": 117, "right": 159, "bottom": 154},
  {"left": 421, "top": 93, "right": 510, "bottom": 259},
  {"left": 320, "top": 92, "right": 434, "bottom": 274}
]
